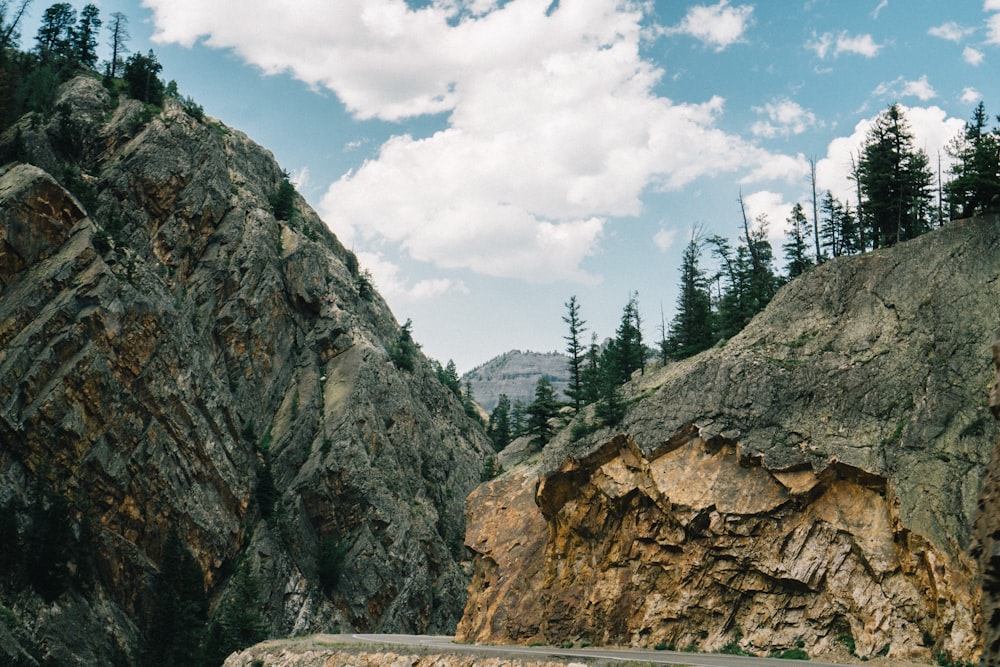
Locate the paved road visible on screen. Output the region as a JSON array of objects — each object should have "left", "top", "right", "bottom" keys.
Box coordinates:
[{"left": 347, "top": 633, "right": 842, "bottom": 667}]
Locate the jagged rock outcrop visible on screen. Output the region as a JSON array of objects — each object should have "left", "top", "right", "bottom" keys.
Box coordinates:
[
  {"left": 458, "top": 214, "right": 1000, "bottom": 663},
  {"left": 0, "top": 77, "right": 491, "bottom": 664}
]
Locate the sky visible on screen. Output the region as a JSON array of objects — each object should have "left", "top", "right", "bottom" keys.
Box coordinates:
[{"left": 18, "top": 0, "right": 1000, "bottom": 372}]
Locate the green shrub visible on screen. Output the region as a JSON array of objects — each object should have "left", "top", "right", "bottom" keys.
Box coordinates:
[
  {"left": 771, "top": 647, "right": 809, "bottom": 660},
  {"left": 269, "top": 176, "right": 296, "bottom": 221}
]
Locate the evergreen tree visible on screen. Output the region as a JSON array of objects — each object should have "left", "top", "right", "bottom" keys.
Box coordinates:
[
  {"left": 123, "top": 49, "right": 164, "bottom": 105},
  {"left": 22, "top": 475, "right": 78, "bottom": 601},
  {"left": 525, "top": 377, "right": 560, "bottom": 447},
  {"left": 782, "top": 202, "right": 813, "bottom": 279},
  {"left": 462, "top": 377, "right": 481, "bottom": 422},
  {"left": 593, "top": 363, "right": 626, "bottom": 428},
  {"left": 388, "top": 319, "right": 419, "bottom": 371},
  {"left": 201, "top": 561, "right": 267, "bottom": 666},
  {"left": 72, "top": 4, "right": 100, "bottom": 68},
  {"left": 857, "top": 103, "right": 934, "bottom": 247},
  {"left": 509, "top": 399, "right": 526, "bottom": 439},
  {"left": 945, "top": 101, "right": 1000, "bottom": 219},
  {"left": 819, "top": 190, "right": 844, "bottom": 258},
  {"left": 432, "top": 359, "right": 461, "bottom": 396},
  {"left": 269, "top": 173, "right": 296, "bottom": 220},
  {"left": 603, "top": 292, "right": 645, "bottom": 385},
  {"left": 34, "top": 2, "right": 75, "bottom": 63},
  {"left": 141, "top": 528, "right": 207, "bottom": 667},
  {"left": 710, "top": 213, "right": 779, "bottom": 340},
  {"left": 664, "top": 230, "right": 714, "bottom": 360},
  {"left": 487, "top": 394, "right": 512, "bottom": 451},
  {"left": 562, "top": 295, "right": 587, "bottom": 412}
]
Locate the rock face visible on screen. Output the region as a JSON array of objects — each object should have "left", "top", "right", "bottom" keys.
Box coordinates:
[
  {"left": 0, "top": 77, "right": 491, "bottom": 664},
  {"left": 974, "top": 327, "right": 1000, "bottom": 666},
  {"left": 458, "top": 215, "right": 1000, "bottom": 663},
  {"left": 462, "top": 350, "right": 570, "bottom": 413}
]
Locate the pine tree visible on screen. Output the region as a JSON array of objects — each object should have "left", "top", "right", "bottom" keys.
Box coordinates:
[
  {"left": 388, "top": 319, "right": 419, "bottom": 371},
  {"left": 562, "top": 296, "right": 587, "bottom": 411},
  {"left": 858, "top": 104, "right": 934, "bottom": 247},
  {"left": 782, "top": 202, "right": 813, "bottom": 278},
  {"left": 487, "top": 394, "right": 512, "bottom": 451},
  {"left": 72, "top": 4, "right": 101, "bottom": 68},
  {"left": 525, "top": 377, "right": 561, "bottom": 447},
  {"left": 945, "top": 101, "right": 1000, "bottom": 219},
  {"left": 603, "top": 292, "right": 645, "bottom": 385},
  {"left": 35, "top": 2, "right": 75, "bottom": 64},
  {"left": 664, "top": 230, "right": 714, "bottom": 360},
  {"left": 142, "top": 528, "right": 207, "bottom": 667},
  {"left": 123, "top": 49, "right": 164, "bottom": 105},
  {"left": 710, "top": 213, "right": 778, "bottom": 340}
]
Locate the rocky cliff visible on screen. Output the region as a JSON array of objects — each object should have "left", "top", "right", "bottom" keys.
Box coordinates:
[
  {"left": 974, "top": 325, "right": 1000, "bottom": 666},
  {"left": 0, "top": 76, "right": 492, "bottom": 665},
  {"left": 457, "top": 214, "right": 1000, "bottom": 663},
  {"left": 462, "top": 350, "right": 571, "bottom": 413}
]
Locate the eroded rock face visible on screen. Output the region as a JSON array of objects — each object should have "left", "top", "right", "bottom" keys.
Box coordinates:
[
  {"left": 460, "top": 429, "right": 977, "bottom": 658},
  {"left": 459, "top": 215, "right": 1000, "bottom": 663},
  {"left": 0, "top": 78, "right": 491, "bottom": 664},
  {"left": 974, "top": 331, "right": 1000, "bottom": 666}
]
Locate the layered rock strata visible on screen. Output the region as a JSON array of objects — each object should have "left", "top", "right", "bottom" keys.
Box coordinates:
[{"left": 0, "top": 77, "right": 491, "bottom": 663}]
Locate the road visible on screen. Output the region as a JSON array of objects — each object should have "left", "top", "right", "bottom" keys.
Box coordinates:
[{"left": 345, "top": 633, "right": 845, "bottom": 667}]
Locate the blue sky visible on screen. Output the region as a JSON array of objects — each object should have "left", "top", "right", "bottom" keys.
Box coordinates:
[{"left": 20, "top": 0, "right": 1000, "bottom": 372}]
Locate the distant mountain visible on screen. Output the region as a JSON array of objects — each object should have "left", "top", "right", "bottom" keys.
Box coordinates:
[{"left": 462, "top": 350, "right": 571, "bottom": 413}]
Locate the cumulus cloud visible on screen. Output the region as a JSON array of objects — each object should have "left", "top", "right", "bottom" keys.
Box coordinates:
[
  {"left": 928, "top": 21, "right": 973, "bottom": 42},
  {"left": 653, "top": 227, "right": 677, "bottom": 252},
  {"left": 807, "top": 30, "right": 882, "bottom": 59},
  {"left": 663, "top": 0, "right": 754, "bottom": 51},
  {"left": 356, "top": 251, "right": 467, "bottom": 302},
  {"left": 751, "top": 98, "right": 819, "bottom": 138},
  {"left": 988, "top": 8, "right": 1000, "bottom": 45},
  {"left": 742, "top": 189, "right": 794, "bottom": 244},
  {"left": 873, "top": 75, "right": 937, "bottom": 102},
  {"left": 147, "top": 0, "right": 800, "bottom": 284},
  {"left": 961, "top": 87, "right": 982, "bottom": 104},
  {"left": 964, "top": 46, "right": 985, "bottom": 66}
]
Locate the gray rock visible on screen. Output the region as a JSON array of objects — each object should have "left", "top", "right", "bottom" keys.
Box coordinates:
[{"left": 0, "top": 78, "right": 491, "bottom": 663}]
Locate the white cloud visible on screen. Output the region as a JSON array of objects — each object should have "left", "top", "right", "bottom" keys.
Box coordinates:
[
  {"left": 988, "top": 12, "right": 1000, "bottom": 45},
  {"left": 663, "top": 0, "right": 754, "bottom": 51},
  {"left": 355, "top": 251, "right": 467, "bottom": 302},
  {"left": 987, "top": 0, "right": 1000, "bottom": 10},
  {"left": 148, "top": 0, "right": 800, "bottom": 284},
  {"left": 807, "top": 30, "right": 882, "bottom": 59},
  {"left": 964, "top": 46, "right": 985, "bottom": 66},
  {"left": 873, "top": 75, "right": 937, "bottom": 102},
  {"left": 742, "top": 190, "right": 794, "bottom": 244},
  {"left": 872, "top": 1, "right": 889, "bottom": 19},
  {"left": 816, "top": 105, "right": 965, "bottom": 205},
  {"left": 928, "top": 22, "right": 973, "bottom": 42},
  {"left": 961, "top": 87, "right": 982, "bottom": 104},
  {"left": 653, "top": 227, "right": 677, "bottom": 252},
  {"left": 751, "top": 98, "right": 819, "bottom": 138}
]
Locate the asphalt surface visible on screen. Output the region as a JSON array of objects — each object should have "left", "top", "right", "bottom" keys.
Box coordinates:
[{"left": 345, "top": 633, "right": 844, "bottom": 667}]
